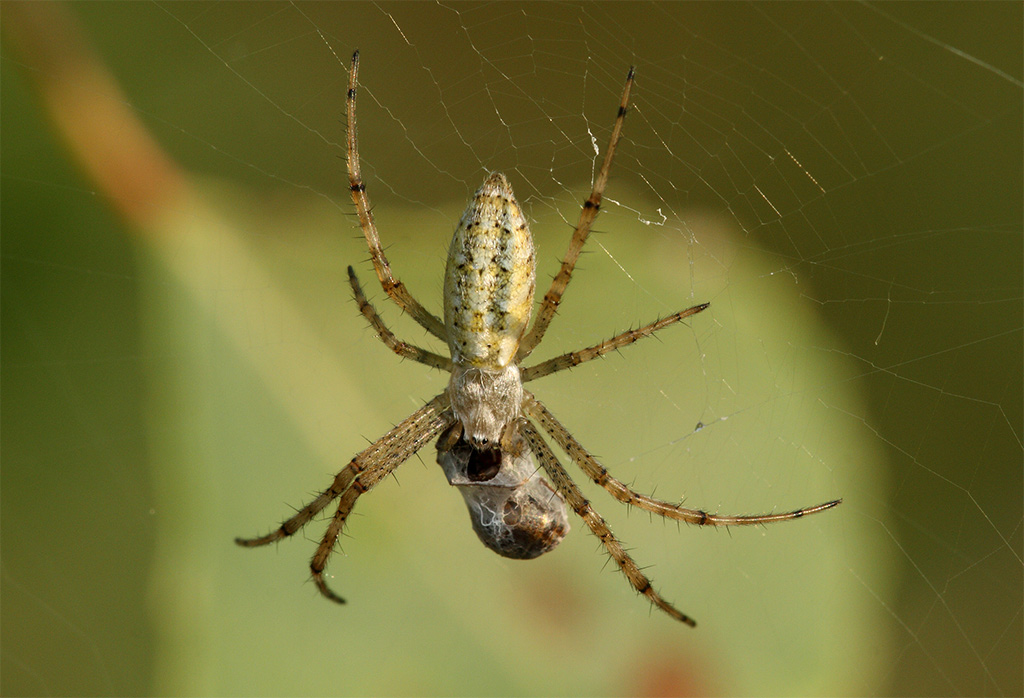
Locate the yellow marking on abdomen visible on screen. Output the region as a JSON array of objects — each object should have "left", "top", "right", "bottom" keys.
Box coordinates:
[{"left": 444, "top": 172, "right": 535, "bottom": 369}]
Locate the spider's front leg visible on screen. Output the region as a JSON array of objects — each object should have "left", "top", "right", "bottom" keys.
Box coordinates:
[
  {"left": 524, "top": 392, "right": 841, "bottom": 527},
  {"left": 517, "top": 418, "right": 698, "bottom": 627},
  {"left": 236, "top": 394, "right": 453, "bottom": 603}
]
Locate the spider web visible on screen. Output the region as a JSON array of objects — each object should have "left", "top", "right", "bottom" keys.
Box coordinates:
[{"left": 2, "top": 3, "right": 1020, "bottom": 696}]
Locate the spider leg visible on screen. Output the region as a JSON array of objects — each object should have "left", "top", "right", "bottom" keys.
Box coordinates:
[
  {"left": 236, "top": 393, "right": 453, "bottom": 548},
  {"left": 517, "top": 66, "right": 635, "bottom": 361},
  {"left": 309, "top": 476, "right": 367, "bottom": 603},
  {"left": 347, "top": 50, "right": 447, "bottom": 341},
  {"left": 521, "top": 303, "right": 709, "bottom": 383},
  {"left": 349, "top": 266, "right": 453, "bottom": 371},
  {"left": 523, "top": 392, "right": 841, "bottom": 525},
  {"left": 310, "top": 398, "right": 455, "bottom": 603},
  {"left": 518, "top": 418, "right": 697, "bottom": 626}
]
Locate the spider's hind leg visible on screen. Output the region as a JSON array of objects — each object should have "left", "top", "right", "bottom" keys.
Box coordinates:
[
  {"left": 346, "top": 50, "right": 446, "bottom": 340},
  {"left": 521, "top": 303, "right": 709, "bottom": 383},
  {"left": 517, "top": 65, "right": 636, "bottom": 361}
]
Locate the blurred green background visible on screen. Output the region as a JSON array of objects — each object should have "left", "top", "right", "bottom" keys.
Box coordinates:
[{"left": 3, "top": 3, "right": 1020, "bottom": 696}]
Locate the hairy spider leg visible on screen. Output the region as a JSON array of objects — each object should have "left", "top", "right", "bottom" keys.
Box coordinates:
[
  {"left": 517, "top": 65, "right": 635, "bottom": 361},
  {"left": 347, "top": 50, "right": 447, "bottom": 340}
]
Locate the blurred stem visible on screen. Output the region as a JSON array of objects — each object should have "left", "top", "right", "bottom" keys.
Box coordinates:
[
  {"left": 5, "top": 5, "right": 378, "bottom": 692},
  {"left": 2, "top": 1, "right": 186, "bottom": 229}
]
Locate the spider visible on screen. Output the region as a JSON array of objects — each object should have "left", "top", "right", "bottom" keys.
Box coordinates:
[{"left": 236, "top": 50, "right": 842, "bottom": 627}]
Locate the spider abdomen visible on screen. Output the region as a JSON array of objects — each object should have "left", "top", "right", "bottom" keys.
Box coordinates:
[{"left": 444, "top": 172, "right": 535, "bottom": 369}]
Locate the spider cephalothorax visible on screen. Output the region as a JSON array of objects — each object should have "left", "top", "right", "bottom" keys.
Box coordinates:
[{"left": 236, "top": 50, "right": 841, "bottom": 627}]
